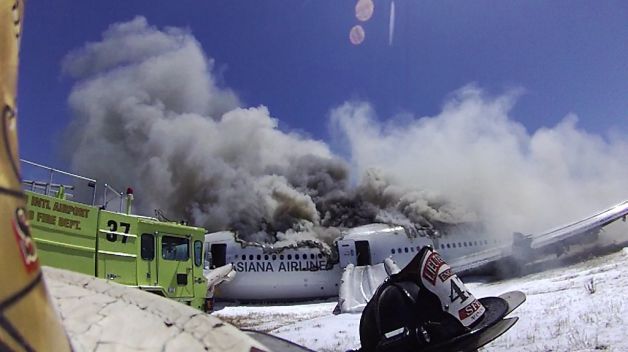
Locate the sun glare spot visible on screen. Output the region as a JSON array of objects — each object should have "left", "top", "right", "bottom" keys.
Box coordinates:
[
  {"left": 349, "top": 25, "right": 365, "bottom": 45},
  {"left": 355, "top": 0, "right": 374, "bottom": 22}
]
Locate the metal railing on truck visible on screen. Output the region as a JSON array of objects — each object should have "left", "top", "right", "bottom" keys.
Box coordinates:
[{"left": 21, "top": 159, "right": 131, "bottom": 212}]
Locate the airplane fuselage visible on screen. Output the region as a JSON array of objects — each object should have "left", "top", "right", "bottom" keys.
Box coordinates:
[
  {"left": 205, "top": 231, "right": 343, "bottom": 300},
  {"left": 205, "top": 224, "right": 506, "bottom": 301}
]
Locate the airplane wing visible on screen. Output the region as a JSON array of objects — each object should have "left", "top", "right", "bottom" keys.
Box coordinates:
[
  {"left": 447, "top": 244, "right": 512, "bottom": 275},
  {"left": 451, "top": 200, "right": 628, "bottom": 276},
  {"left": 522, "top": 200, "right": 628, "bottom": 250}
]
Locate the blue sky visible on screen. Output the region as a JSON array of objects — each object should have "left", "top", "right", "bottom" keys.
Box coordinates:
[{"left": 17, "top": 1, "right": 628, "bottom": 167}]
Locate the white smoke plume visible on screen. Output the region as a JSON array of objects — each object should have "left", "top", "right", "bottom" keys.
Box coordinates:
[
  {"left": 330, "top": 86, "right": 628, "bottom": 239},
  {"left": 62, "top": 17, "right": 628, "bottom": 247},
  {"left": 61, "top": 17, "right": 460, "bottom": 244}
]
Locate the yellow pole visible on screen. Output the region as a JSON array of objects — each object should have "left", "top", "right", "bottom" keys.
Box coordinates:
[{"left": 0, "top": 1, "right": 73, "bottom": 350}]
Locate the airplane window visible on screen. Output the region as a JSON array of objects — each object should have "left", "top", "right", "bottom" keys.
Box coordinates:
[
  {"left": 458, "top": 242, "right": 462, "bottom": 247},
  {"left": 391, "top": 249, "right": 395, "bottom": 254},
  {"left": 485, "top": 240, "right": 488, "bottom": 245},
  {"left": 318, "top": 253, "right": 323, "bottom": 259},
  {"left": 272, "top": 255, "right": 277, "bottom": 260},
  {"left": 295, "top": 254, "right": 300, "bottom": 260},
  {"left": 416, "top": 246, "right": 420, "bottom": 251},
  {"left": 463, "top": 242, "right": 467, "bottom": 247},
  {"left": 288, "top": 254, "right": 292, "bottom": 260},
  {"left": 249, "top": 255, "right": 254, "bottom": 260},
  {"left": 311, "top": 254, "right": 315, "bottom": 259},
  {"left": 257, "top": 255, "right": 261, "bottom": 260},
  {"left": 474, "top": 241, "right": 477, "bottom": 246},
  {"left": 410, "top": 247, "right": 414, "bottom": 252},
  {"left": 404, "top": 248, "right": 408, "bottom": 253},
  {"left": 241, "top": 255, "right": 246, "bottom": 260},
  {"left": 280, "top": 255, "right": 285, "bottom": 260},
  {"left": 397, "top": 248, "right": 402, "bottom": 253},
  {"left": 440, "top": 244, "right": 445, "bottom": 249},
  {"left": 264, "top": 255, "right": 269, "bottom": 260},
  {"left": 452, "top": 243, "right": 456, "bottom": 248},
  {"left": 446, "top": 243, "right": 450, "bottom": 248}
]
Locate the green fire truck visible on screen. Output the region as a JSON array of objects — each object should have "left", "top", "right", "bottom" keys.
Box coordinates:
[{"left": 22, "top": 160, "right": 209, "bottom": 311}]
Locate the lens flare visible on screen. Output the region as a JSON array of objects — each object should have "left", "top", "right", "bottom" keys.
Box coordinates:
[
  {"left": 349, "top": 25, "right": 365, "bottom": 45},
  {"left": 388, "top": 1, "right": 395, "bottom": 46},
  {"left": 355, "top": 0, "right": 374, "bottom": 22}
]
